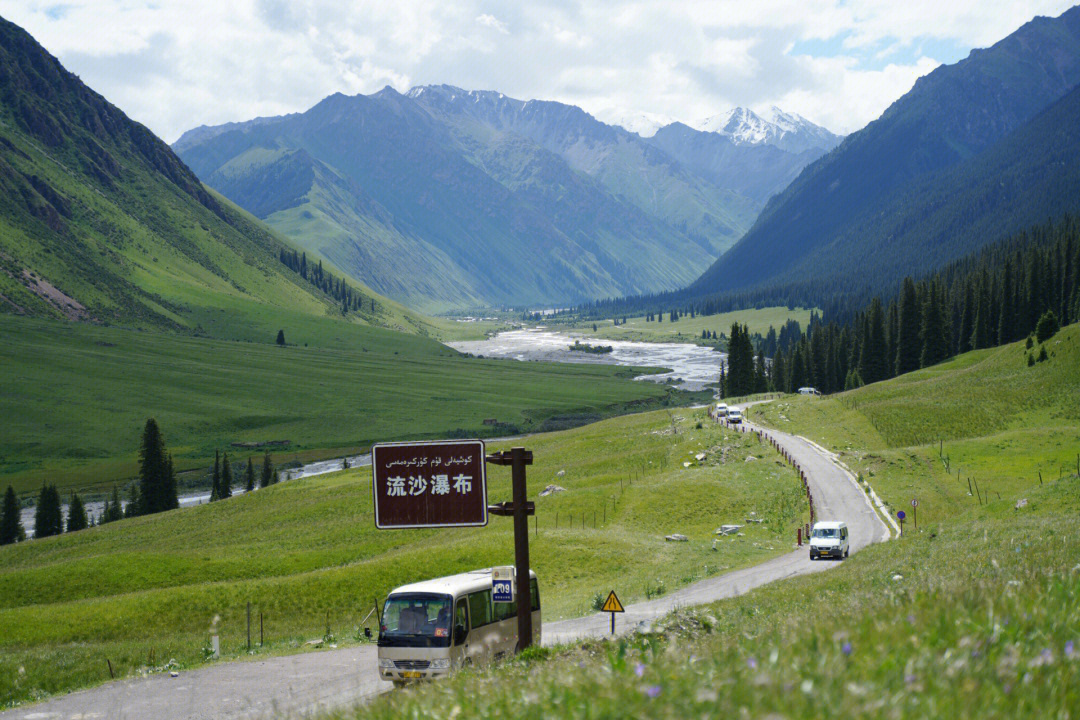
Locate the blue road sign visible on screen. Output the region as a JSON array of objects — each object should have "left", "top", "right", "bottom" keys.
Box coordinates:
[
  {"left": 492, "top": 566, "right": 515, "bottom": 603},
  {"left": 897, "top": 510, "right": 906, "bottom": 520}
]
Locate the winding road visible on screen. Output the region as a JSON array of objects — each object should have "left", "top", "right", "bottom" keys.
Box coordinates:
[{"left": 2, "top": 410, "right": 890, "bottom": 720}]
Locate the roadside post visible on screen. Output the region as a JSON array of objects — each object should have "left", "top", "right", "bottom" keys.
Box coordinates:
[
  {"left": 910, "top": 499, "right": 919, "bottom": 528},
  {"left": 602, "top": 590, "right": 624, "bottom": 635},
  {"left": 897, "top": 510, "right": 906, "bottom": 536},
  {"left": 372, "top": 439, "right": 536, "bottom": 651}
]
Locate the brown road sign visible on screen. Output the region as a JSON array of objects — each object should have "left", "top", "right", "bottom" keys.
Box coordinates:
[
  {"left": 601, "top": 590, "right": 624, "bottom": 613},
  {"left": 372, "top": 439, "right": 488, "bottom": 529}
]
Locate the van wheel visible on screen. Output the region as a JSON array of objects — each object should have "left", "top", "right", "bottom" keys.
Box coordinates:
[
  {"left": 392, "top": 681, "right": 407, "bottom": 689},
  {"left": 844, "top": 548, "right": 849, "bottom": 558}
]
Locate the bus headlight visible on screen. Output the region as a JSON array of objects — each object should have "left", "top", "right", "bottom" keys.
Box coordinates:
[
  {"left": 430, "top": 658, "right": 451, "bottom": 669},
  {"left": 378, "top": 658, "right": 395, "bottom": 669}
]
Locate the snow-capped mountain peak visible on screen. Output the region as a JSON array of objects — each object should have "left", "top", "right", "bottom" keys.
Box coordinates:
[
  {"left": 692, "top": 106, "right": 842, "bottom": 154},
  {"left": 593, "top": 109, "right": 678, "bottom": 138}
]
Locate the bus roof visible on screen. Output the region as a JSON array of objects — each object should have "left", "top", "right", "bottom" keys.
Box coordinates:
[{"left": 388, "top": 568, "right": 538, "bottom": 597}]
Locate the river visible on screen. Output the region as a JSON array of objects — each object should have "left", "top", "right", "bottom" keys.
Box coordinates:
[{"left": 447, "top": 327, "right": 724, "bottom": 390}]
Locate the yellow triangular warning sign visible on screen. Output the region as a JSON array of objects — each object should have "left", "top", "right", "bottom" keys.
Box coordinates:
[{"left": 601, "top": 590, "right": 624, "bottom": 613}]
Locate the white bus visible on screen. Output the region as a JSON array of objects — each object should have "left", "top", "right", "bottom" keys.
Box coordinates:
[
  {"left": 377, "top": 568, "right": 541, "bottom": 685},
  {"left": 727, "top": 407, "right": 743, "bottom": 424}
]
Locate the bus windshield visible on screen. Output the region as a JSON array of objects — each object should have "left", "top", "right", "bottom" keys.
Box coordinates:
[
  {"left": 813, "top": 527, "right": 838, "bottom": 538},
  {"left": 379, "top": 593, "right": 453, "bottom": 648}
]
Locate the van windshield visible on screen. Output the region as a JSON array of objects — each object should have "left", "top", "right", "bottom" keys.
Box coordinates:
[
  {"left": 813, "top": 527, "right": 838, "bottom": 538},
  {"left": 379, "top": 593, "right": 453, "bottom": 648}
]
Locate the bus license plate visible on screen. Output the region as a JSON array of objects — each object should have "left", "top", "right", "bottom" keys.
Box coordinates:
[{"left": 402, "top": 671, "right": 422, "bottom": 679}]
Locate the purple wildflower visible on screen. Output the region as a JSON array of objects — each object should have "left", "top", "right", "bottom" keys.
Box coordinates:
[
  {"left": 1066, "top": 640, "right": 1075, "bottom": 658},
  {"left": 634, "top": 662, "right": 646, "bottom": 678},
  {"left": 841, "top": 642, "right": 852, "bottom": 656},
  {"left": 645, "top": 685, "right": 662, "bottom": 698},
  {"left": 747, "top": 657, "right": 758, "bottom": 669}
]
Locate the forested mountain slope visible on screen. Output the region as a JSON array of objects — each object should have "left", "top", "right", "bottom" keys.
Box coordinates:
[{"left": 694, "top": 6, "right": 1080, "bottom": 295}]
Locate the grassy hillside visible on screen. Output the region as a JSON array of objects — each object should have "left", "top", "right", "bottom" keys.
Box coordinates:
[
  {"left": 344, "top": 330, "right": 1080, "bottom": 720},
  {"left": 0, "top": 409, "right": 808, "bottom": 706},
  {"left": 750, "top": 322, "right": 1080, "bottom": 524},
  {"left": 0, "top": 16, "right": 439, "bottom": 339},
  {"left": 0, "top": 315, "right": 696, "bottom": 496}
]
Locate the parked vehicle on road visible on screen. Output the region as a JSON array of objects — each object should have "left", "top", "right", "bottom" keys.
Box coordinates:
[
  {"left": 809, "top": 521, "right": 849, "bottom": 560},
  {"left": 715, "top": 403, "right": 729, "bottom": 418},
  {"left": 378, "top": 568, "right": 540, "bottom": 686},
  {"left": 727, "top": 407, "right": 743, "bottom": 424},
  {"left": 798, "top": 387, "right": 821, "bottom": 396}
]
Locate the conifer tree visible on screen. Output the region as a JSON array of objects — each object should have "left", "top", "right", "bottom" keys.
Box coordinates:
[
  {"left": 276, "top": 330, "right": 286, "bottom": 346},
  {"left": 895, "top": 278, "right": 921, "bottom": 375},
  {"left": 1035, "top": 310, "right": 1060, "bottom": 343},
  {"left": 210, "top": 450, "right": 221, "bottom": 502},
  {"left": 34, "top": 484, "right": 63, "bottom": 539},
  {"left": 920, "top": 284, "right": 950, "bottom": 368},
  {"left": 104, "top": 486, "right": 124, "bottom": 523},
  {"left": 66, "top": 493, "right": 88, "bottom": 533},
  {"left": 221, "top": 454, "right": 234, "bottom": 498},
  {"left": 1, "top": 485, "right": 24, "bottom": 545},
  {"left": 859, "top": 298, "right": 889, "bottom": 384},
  {"left": 244, "top": 457, "right": 256, "bottom": 492},
  {"left": 124, "top": 484, "right": 140, "bottom": 518},
  {"left": 957, "top": 284, "right": 974, "bottom": 354},
  {"left": 997, "top": 261, "right": 1015, "bottom": 344},
  {"left": 260, "top": 452, "right": 275, "bottom": 488},
  {"left": 166, "top": 454, "right": 178, "bottom": 510},
  {"left": 137, "top": 419, "right": 172, "bottom": 515}
]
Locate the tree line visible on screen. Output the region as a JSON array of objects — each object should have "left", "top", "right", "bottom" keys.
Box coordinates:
[
  {"left": 764, "top": 218, "right": 1078, "bottom": 394},
  {"left": 1, "top": 420, "right": 279, "bottom": 545},
  {"left": 279, "top": 249, "right": 375, "bottom": 315}
]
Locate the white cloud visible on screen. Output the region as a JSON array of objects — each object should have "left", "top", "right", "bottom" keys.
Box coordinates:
[
  {"left": 476, "top": 13, "right": 508, "bottom": 34},
  {"left": 0, "top": 0, "right": 1074, "bottom": 142}
]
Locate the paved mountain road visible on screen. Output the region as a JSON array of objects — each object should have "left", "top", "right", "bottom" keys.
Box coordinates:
[{"left": 3, "top": 410, "right": 890, "bottom": 720}]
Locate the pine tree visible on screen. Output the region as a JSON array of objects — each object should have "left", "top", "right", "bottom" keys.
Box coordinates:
[
  {"left": 210, "top": 450, "right": 221, "bottom": 502},
  {"left": 1, "top": 485, "right": 24, "bottom": 545},
  {"left": 166, "top": 454, "right": 178, "bottom": 509},
  {"left": 138, "top": 419, "right": 171, "bottom": 515},
  {"left": 859, "top": 298, "right": 889, "bottom": 384},
  {"left": 244, "top": 457, "right": 256, "bottom": 492},
  {"left": 895, "top": 278, "right": 921, "bottom": 375},
  {"left": 276, "top": 330, "right": 286, "bottom": 346},
  {"left": 103, "top": 486, "right": 123, "bottom": 523},
  {"left": 261, "top": 452, "right": 275, "bottom": 488},
  {"left": 220, "top": 454, "right": 234, "bottom": 498},
  {"left": 34, "top": 484, "right": 63, "bottom": 539},
  {"left": 66, "top": 493, "right": 88, "bottom": 533},
  {"left": 124, "top": 484, "right": 140, "bottom": 518},
  {"left": 997, "top": 261, "right": 1015, "bottom": 344},
  {"left": 920, "top": 284, "right": 950, "bottom": 368},
  {"left": 957, "top": 283, "right": 974, "bottom": 354}
]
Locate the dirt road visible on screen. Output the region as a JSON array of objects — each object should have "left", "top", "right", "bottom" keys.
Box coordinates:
[{"left": 2, "top": 413, "right": 889, "bottom": 720}]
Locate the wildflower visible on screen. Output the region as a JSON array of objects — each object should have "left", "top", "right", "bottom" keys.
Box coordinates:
[
  {"left": 634, "top": 662, "right": 646, "bottom": 678},
  {"left": 842, "top": 642, "right": 853, "bottom": 656},
  {"left": 1065, "top": 641, "right": 1075, "bottom": 659},
  {"left": 904, "top": 674, "right": 917, "bottom": 685},
  {"left": 747, "top": 657, "right": 758, "bottom": 669},
  {"left": 906, "top": 615, "right": 916, "bottom": 625},
  {"left": 645, "top": 685, "right": 662, "bottom": 698}
]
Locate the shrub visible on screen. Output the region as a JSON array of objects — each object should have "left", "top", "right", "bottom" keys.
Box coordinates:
[{"left": 1035, "top": 310, "right": 1060, "bottom": 343}]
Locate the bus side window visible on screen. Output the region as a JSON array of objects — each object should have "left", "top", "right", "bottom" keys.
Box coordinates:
[
  {"left": 530, "top": 578, "right": 540, "bottom": 611},
  {"left": 468, "top": 589, "right": 493, "bottom": 628},
  {"left": 454, "top": 599, "right": 469, "bottom": 642},
  {"left": 494, "top": 599, "right": 516, "bottom": 622}
]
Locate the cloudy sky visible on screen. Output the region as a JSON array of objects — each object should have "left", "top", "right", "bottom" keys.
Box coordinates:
[{"left": 2, "top": 0, "right": 1075, "bottom": 143}]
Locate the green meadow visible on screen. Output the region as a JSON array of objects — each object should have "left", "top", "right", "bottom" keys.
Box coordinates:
[
  {"left": 344, "top": 325, "right": 1080, "bottom": 720},
  {"left": 0, "top": 315, "right": 708, "bottom": 497},
  {"left": 0, "top": 409, "right": 808, "bottom": 706},
  {"left": 565, "top": 306, "right": 815, "bottom": 345},
  {"left": 748, "top": 322, "right": 1080, "bottom": 524}
]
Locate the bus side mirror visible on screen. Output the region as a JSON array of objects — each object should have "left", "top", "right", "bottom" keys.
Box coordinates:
[{"left": 454, "top": 624, "right": 467, "bottom": 645}]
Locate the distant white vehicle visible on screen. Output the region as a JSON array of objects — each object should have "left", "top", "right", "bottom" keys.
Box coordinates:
[
  {"left": 727, "top": 407, "right": 743, "bottom": 424},
  {"left": 798, "top": 387, "right": 821, "bottom": 396},
  {"left": 715, "top": 403, "right": 729, "bottom": 418},
  {"left": 377, "top": 568, "right": 540, "bottom": 686},
  {"left": 809, "top": 521, "right": 849, "bottom": 560}
]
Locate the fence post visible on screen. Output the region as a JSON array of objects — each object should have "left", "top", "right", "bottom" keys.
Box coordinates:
[
  {"left": 260, "top": 612, "right": 264, "bottom": 647},
  {"left": 247, "top": 602, "right": 252, "bottom": 651}
]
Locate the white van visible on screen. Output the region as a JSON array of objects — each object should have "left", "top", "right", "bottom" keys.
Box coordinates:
[
  {"left": 715, "top": 403, "right": 729, "bottom": 419},
  {"left": 809, "top": 521, "right": 849, "bottom": 560},
  {"left": 727, "top": 407, "right": 743, "bottom": 424},
  {"left": 377, "top": 568, "right": 541, "bottom": 686}
]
